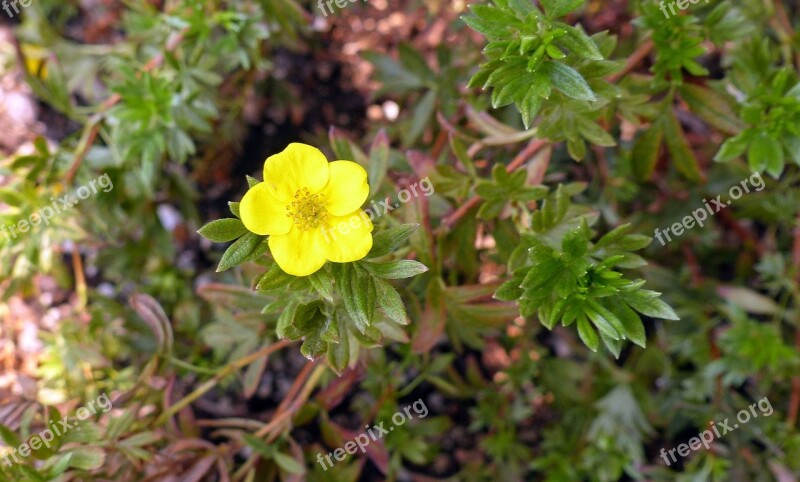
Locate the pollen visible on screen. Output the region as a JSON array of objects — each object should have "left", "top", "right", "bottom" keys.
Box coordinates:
[{"left": 285, "top": 187, "right": 326, "bottom": 231}]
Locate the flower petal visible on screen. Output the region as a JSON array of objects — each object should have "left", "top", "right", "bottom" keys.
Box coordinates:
[
  {"left": 240, "top": 183, "right": 292, "bottom": 236},
  {"left": 269, "top": 228, "right": 328, "bottom": 276},
  {"left": 319, "top": 210, "right": 374, "bottom": 263},
  {"left": 322, "top": 161, "right": 370, "bottom": 216},
  {"left": 263, "top": 143, "right": 330, "bottom": 201}
]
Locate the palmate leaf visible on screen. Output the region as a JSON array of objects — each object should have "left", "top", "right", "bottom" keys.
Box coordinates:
[
  {"left": 464, "top": 0, "right": 600, "bottom": 129},
  {"left": 500, "top": 220, "right": 678, "bottom": 355}
]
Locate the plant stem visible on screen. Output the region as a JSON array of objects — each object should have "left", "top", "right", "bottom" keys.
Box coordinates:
[{"left": 155, "top": 340, "right": 293, "bottom": 426}]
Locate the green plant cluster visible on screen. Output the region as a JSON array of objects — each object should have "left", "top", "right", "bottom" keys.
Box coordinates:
[{"left": 1, "top": 0, "right": 799, "bottom": 480}]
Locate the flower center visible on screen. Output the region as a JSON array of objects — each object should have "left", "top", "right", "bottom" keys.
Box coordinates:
[{"left": 285, "top": 188, "right": 326, "bottom": 231}]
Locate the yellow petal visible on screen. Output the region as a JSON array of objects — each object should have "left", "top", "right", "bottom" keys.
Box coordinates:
[
  {"left": 269, "top": 228, "right": 328, "bottom": 276},
  {"left": 240, "top": 183, "right": 292, "bottom": 236},
  {"left": 319, "top": 210, "right": 374, "bottom": 263},
  {"left": 263, "top": 143, "right": 330, "bottom": 201},
  {"left": 322, "top": 161, "right": 370, "bottom": 216}
]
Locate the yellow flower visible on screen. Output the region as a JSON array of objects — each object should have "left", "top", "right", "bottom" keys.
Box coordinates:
[{"left": 240, "top": 143, "right": 373, "bottom": 277}]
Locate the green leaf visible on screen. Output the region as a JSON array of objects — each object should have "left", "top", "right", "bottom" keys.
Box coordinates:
[
  {"left": 714, "top": 133, "right": 749, "bottom": 162},
  {"left": 632, "top": 124, "right": 663, "bottom": 181},
  {"left": 48, "top": 453, "right": 74, "bottom": 478},
  {"left": 587, "top": 299, "right": 626, "bottom": 338},
  {"left": 336, "top": 264, "right": 369, "bottom": 333},
  {"left": 748, "top": 131, "right": 783, "bottom": 177},
  {"left": 198, "top": 218, "right": 247, "bottom": 243},
  {"left": 463, "top": 5, "right": 518, "bottom": 39},
  {"left": 273, "top": 452, "right": 305, "bottom": 475},
  {"left": 576, "top": 313, "right": 599, "bottom": 351},
  {"left": 368, "top": 224, "right": 419, "bottom": 258},
  {"left": 679, "top": 84, "right": 745, "bottom": 135},
  {"left": 610, "top": 302, "right": 646, "bottom": 347},
  {"left": 583, "top": 303, "right": 621, "bottom": 340},
  {"left": 600, "top": 332, "right": 622, "bottom": 358},
  {"left": 562, "top": 228, "right": 588, "bottom": 257},
  {"left": 374, "top": 278, "right": 408, "bottom": 324},
  {"left": 68, "top": 446, "right": 106, "bottom": 470},
  {"left": 593, "top": 224, "right": 631, "bottom": 250},
  {"left": 353, "top": 266, "right": 375, "bottom": 325},
  {"left": 327, "top": 324, "right": 350, "bottom": 374},
  {"left": 217, "top": 233, "right": 267, "bottom": 272},
  {"left": 622, "top": 290, "right": 680, "bottom": 320},
  {"left": 19, "top": 466, "right": 46, "bottom": 482},
  {"left": 256, "top": 263, "right": 296, "bottom": 291},
  {"left": 614, "top": 234, "right": 652, "bottom": 251},
  {"left": 308, "top": 269, "right": 334, "bottom": 301},
  {"left": 541, "top": 0, "right": 584, "bottom": 17},
  {"left": 398, "top": 43, "right": 435, "bottom": 84},
  {"left": 404, "top": 89, "right": 437, "bottom": 145},
  {"left": 0, "top": 424, "right": 21, "bottom": 448},
  {"left": 368, "top": 130, "right": 390, "bottom": 196},
  {"left": 362, "top": 52, "right": 426, "bottom": 93},
  {"left": 541, "top": 61, "right": 596, "bottom": 101},
  {"left": 556, "top": 24, "right": 603, "bottom": 60},
  {"left": 364, "top": 260, "right": 429, "bottom": 279},
  {"left": 494, "top": 277, "right": 524, "bottom": 301},
  {"left": 575, "top": 116, "right": 615, "bottom": 146},
  {"left": 663, "top": 110, "right": 703, "bottom": 182}
]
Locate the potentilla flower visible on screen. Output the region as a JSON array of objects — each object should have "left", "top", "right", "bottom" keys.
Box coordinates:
[{"left": 240, "top": 143, "right": 373, "bottom": 276}]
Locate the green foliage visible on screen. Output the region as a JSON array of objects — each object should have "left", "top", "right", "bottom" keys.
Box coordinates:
[
  {"left": 464, "top": 0, "right": 611, "bottom": 129},
  {"left": 497, "top": 215, "right": 677, "bottom": 356},
  {"left": 4, "top": 0, "right": 800, "bottom": 480}
]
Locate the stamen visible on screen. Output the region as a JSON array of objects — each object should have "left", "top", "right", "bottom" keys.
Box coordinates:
[{"left": 285, "top": 188, "right": 326, "bottom": 231}]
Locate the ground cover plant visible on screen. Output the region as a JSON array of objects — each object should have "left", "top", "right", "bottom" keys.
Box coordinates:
[{"left": 1, "top": 0, "right": 799, "bottom": 480}]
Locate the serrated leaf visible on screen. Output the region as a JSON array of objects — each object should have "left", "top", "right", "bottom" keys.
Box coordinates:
[
  {"left": 556, "top": 24, "right": 603, "bottom": 60},
  {"left": 541, "top": 61, "right": 596, "bottom": 101}
]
